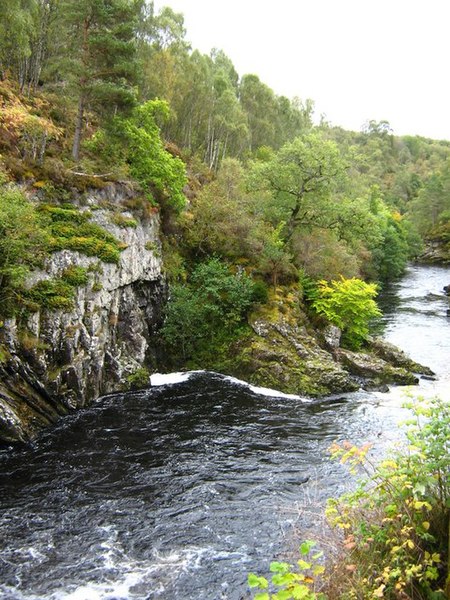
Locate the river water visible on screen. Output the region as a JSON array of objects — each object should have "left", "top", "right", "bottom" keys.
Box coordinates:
[{"left": 0, "top": 265, "right": 449, "bottom": 600}]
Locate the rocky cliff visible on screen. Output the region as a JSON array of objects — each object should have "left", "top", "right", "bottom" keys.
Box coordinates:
[
  {"left": 0, "top": 184, "right": 166, "bottom": 443},
  {"left": 230, "top": 288, "right": 434, "bottom": 397},
  {"left": 0, "top": 185, "right": 435, "bottom": 444}
]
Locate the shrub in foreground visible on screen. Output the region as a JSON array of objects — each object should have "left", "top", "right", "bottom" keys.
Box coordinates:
[{"left": 248, "top": 397, "right": 449, "bottom": 599}]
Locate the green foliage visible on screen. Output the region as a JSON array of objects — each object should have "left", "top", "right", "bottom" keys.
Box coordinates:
[
  {"left": 252, "top": 280, "right": 269, "bottom": 304},
  {"left": 120, "top": 100, "right": 187, "bottom": 212},
  {"left": 23, "top": 278, "right": 75, "bottom": 311},
  {"left": 249, "top": 133, "right": 346, "bottom": 240},
  {"left": 23, "top": 265, "right": 89, "bottom": 312},
  {"left": 110, "top": 213, "right": 138, "bottom": 229},
  {"left": 312, "top": 278, "right": 382, "bottom": 349},
  {"left": 61, "top": 265, "right": 89, "bottom": 287},
  {"left": 0, "top": 0, "right": 36, "bottom": 78},
  {"left": 248, "top": 540, "right": 327, "bottom": 600},
  {"left": 325, "top": 397, "right": 450, "bottom": 599},
  {"left": 53, "top": 0, "right": 140, "bottom": 159},
  {"left": 367, "top": 209, "right": 410, "bottom": 283},
  {"left": 39, "top": 204, "right": 90, "bottom": 224},
  {"left": 0, "top": 186, "right": 50, "bottom": 314},
  {"left": 160, "top": 258, "right": 256, "bottom": 362},
  {"left": 40, "top": 204, "right": 124, "bottom": 264},
  {"left": 126, "top": 367, "right": 150, "bottom": 390},
  {"left": 299, "top": 270, "right": 320, "bottom": 304}
]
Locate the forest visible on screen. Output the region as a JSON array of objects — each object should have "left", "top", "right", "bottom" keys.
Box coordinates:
[
  {"left": 1, "top": 2, "right": 450, "bottom": 353},
  {"left": 1, "top": 1, "right": 450, "bottom": 599}
]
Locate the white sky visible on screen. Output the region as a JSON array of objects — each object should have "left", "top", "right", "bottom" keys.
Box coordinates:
[{"left": 153, "top": 0, "right": 450, "bottom": 140}]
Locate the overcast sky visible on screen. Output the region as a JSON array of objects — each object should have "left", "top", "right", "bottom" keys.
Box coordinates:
[{"left": 153, "top": 0, "right": 450, "bottom": 140}]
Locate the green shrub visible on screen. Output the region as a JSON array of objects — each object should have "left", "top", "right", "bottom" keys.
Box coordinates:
[
  {"left": 249, "top": 398, "right": 450, "bottom": 600},
  {"left": 252, "top": 280, "right": 269, "bottom": 304},
  {"left": 24, "top": 279, "right": 75, "bottom": 311},
  {"left": 37, "top": 205, "right": 125, "bottom": 264},
  {"left": 311, "top": 277, "right": 381, "bottom": 349},
  {"left": 324, "top": 397, "right": 449, "bottom": 599},
  {"left": 43, "top": 207, "right": 124, "bottom": 264},
  {"left": 23, "top": 266, "right": 89, "bottom": 313},
  {"left": 126, "top": 367, "right": 150, "bottom": 389},
  {"left": 299, "top": 269, "right": 320, "bottom": 303},
  {"left": 248, "top": 540, "right": 326, "bottom": 600},
  {"left": 120, "top": 100, "right": 187, "bottom": 213},
  {"left": 61, "top": 265, "right": 89, "bottom": 287},
  {"left": 50, "top": 236, "right": 121, "bottom": 264},
  {"left": 92, "top": 281, "right": 103, "bottom": 292},
  {"left": 0, "top": 187, "right": 50, "bottom": 315},
  {"left": 160, "top": 258, "right": 256, "bottom": 362},
  {"left": 38, "top": 204, "right": 90, "bottom": 224}
]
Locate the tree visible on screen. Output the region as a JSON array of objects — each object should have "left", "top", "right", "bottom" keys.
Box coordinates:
[
  {"left": 120, "top": 99, "right": 187, "bottom": 212},
  {"left": 0, "top": 0, "right": 37, "bottom": 81},
  {"left": 408, "top": 172, "right": 450, "bottom": 234},
  {"left": 249, "top": 133, "right": 346, "bottom": 240},
  {"left": 371, "top": 215, "right": 409, "bottom": 282},
  {"left": 19, "top": 0, "right": 58, "bottom": 93},
  {"left": 160, "top": 258, "right": 255, "bottom": 362},
  {"left": 239, "top": 74, "right": 278, "bottom": 151},
  {"left": 54, "top": 0, "right": 139, "bottom": 161}
]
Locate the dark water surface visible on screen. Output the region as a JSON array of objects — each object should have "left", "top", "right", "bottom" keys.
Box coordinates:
[{"left": 0, "top": 265, "right": 449, "bottom": 600}]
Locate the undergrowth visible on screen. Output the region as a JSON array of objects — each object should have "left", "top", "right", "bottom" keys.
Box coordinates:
[{"left": 248, "top": 397, "right": 450, "bottom": 600}]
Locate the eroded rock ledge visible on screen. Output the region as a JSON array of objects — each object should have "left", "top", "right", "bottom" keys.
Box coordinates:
[
  {"left": 0, "top": 184, "right": 166, "bottom": 443},
  {"left": 230, "top": 289, "right": 433, "bottom": 398}
]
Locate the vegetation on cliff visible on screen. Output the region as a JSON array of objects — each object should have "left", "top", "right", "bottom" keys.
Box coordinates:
[
  {"left": 1, "top": 0, "right": 449, "bottom": 371},
  {"left": 0, "top": 0, "right": 449, "bottom": 595}
]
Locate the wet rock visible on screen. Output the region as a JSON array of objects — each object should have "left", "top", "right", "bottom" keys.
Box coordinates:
[
  {"left": 418, "top": 240, "right": 450, "bottom": 264},
  {"left": 337, "top": 348, "right": 419, "bottom": 386},
  {"left": 421, "top": 373, "right": 437, "bottom": 381},
  {"left": 0, "top": 184, "right": 166, "bottom": 443},
  {"left": 321, "top": 324, "right": 342, "bottom": 351},
  {"left": 367, "top": 337, "right": 434, "bottom": 376},
  {"left": 232, "top": 288, "right": 430, "bottom": 398}
]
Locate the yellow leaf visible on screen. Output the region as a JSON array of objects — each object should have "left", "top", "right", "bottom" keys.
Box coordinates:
[
  {"left": 422, "top": 521, "right": 430, "bottom": 531},
  {"left": 374, "top": 584, "right": 386, "bottom": 597},
  {"left": 432, "top": 553, "right": 441, "bottom": 563}
]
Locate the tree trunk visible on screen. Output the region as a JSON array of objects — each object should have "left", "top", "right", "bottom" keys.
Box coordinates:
[{"left": 72, "top": 93, "right": 85, "bottom": 162}]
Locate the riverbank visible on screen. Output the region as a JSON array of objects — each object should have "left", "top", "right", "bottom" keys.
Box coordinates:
[{"left": 1, "top": 264, "right": 449, "bottom": 600}]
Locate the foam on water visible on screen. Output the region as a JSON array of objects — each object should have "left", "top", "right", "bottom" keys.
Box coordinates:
[
  {"left": 150, "top": 370, "right": 311, "bottom": 402},
  {"left": 45, "top": 546, "right": 246, "bottom": 600},
  {"left": 150, "top": 371, "right": 199, "bottom": 386},
  {"left": 219, "top": 373, "right": 311, "bottom": 402}
]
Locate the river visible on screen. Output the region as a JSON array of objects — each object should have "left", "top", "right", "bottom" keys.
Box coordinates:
[{"left": 0, "top": 264, "right": 449, "bottom": 600}]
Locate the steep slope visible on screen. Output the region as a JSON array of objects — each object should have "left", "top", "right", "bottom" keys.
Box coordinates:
[{"left": 0, "top": 184, "right": 166, "bottom": 443}]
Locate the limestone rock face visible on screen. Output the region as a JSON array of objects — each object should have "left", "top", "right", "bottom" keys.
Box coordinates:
[{"left": 0, "top": 184, "right": 166, "bottom": 443}]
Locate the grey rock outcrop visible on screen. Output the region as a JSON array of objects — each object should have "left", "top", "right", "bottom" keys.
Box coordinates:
[
  {"left": 231, "top": 288, "right": 433, "bottom": 398},
  {"left": 0, "top": 185, "right": 166, "bottom": 443}
]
